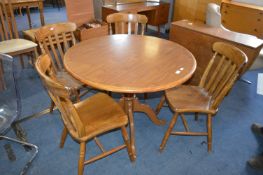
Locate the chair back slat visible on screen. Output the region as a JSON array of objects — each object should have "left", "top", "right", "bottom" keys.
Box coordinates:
[
  {"left": 199, "top": 42, "right": 248, "bottom": 109},
  {"left": 134, "top": 22, "right": 138, "bottom": 35},
  {"left": 47, "top": 35, "right": 63, "bottom": 70},
  {"left": 0, "top": 0, "right": 19, "bottom": 41},
  {"left": 35, "top": 54, "right": 85, "bottom": 139},
  {"left": 204, "top": 55, "right": 225, "bottom": 92},
  {"left": 106, "top": 13, "right": 148, "bottom": 35},
  {"left": 35, "top": 22, "right": 77, "bottom": 72}
]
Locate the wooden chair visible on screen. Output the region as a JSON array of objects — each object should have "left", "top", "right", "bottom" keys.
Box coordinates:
[
  {"left": 0, "top": 0, "right": 38, "bottom": 68},
  {"left": 35, "top": 54, "right": 134, "bottom": 175},
  {"left": 106, "top": 13, "right": 148, "bottom": 35},
  {"left": 35, "top": 22, "right": 85, "bottom": 112},
  {"left": 156, "top": 42, "right": 248, "bottom": 152},
  {"left": 106, "top": 12, "right": 148, "bottom": 98}
]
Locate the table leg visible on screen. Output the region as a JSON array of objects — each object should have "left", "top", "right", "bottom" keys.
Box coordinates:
[
  {"left": 123, "top": 94, "right": 136, "bottom": 160},
  {"left": 120, "top": 94, "right": 166, "bottom": 160},
  {"left": 133, "top": 96, "right": 166, "bottom": 125},
  {"left": 26, "top": 6, "right": 32, "bottom": 29},
  {"left": 39, "top": 2, "right": 45, "bottom": 26}
]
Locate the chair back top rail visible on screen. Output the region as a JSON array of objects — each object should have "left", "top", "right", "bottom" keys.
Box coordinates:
[{"left": 199, "top": 42, "right": 248, "bottom": 109}]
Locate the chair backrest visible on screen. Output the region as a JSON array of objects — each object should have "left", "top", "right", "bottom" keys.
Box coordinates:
[
  {"left": 106, "top": 13, "right": 148, "bottom": 35},
  {"left": 0, "top": 53, "right": 21, "bottom": 134},
  {"left": 199, "top": 42, "right": 248, "bottom": 109},
  {"left": 35, "top": 22, "right": 77, "bottom": 72},
  {"left": 35, "top": 54, "right": 85, "bottom": 139},
  {"left": 0, "top": 0, "right": 19, "bottom": 41}
]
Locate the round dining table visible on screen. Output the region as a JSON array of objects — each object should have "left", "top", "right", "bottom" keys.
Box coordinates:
[{"left": 64, "top": 34, "right": 196, "bottom": 160}]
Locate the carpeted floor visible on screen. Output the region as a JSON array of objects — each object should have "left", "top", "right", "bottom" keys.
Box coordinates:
[{"left": 1, "top": 6, "right": 263, "bottom": 175}]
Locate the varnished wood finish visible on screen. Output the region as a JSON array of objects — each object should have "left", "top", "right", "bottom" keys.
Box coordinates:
[
  {"left": 64, "top": 0, "right": 94, "bottom": 27},
  {"left": 0, "top": 0, "right": 38, "bottom": 68},
  {"left": 102, "top": 1, "right": 170, "bottom": 34},
  {"left": 64, "top": 34, "right": 196, "bottom": 159},
  {"left": 173, "top": 0, "right": 221, "bottom": 22},
  {"left": 35, "top": 54, "right": 134, "bottom": 175},
  {"left": 169, "top": 20, "right": 263, "bottom": 85},
  {"left": 10, "top": 0, "right": 45, "bottom": 28},
  {"left": 35, "top": 22, "right": 84, "bottom": 112},
  {"left": 157, "top": 42, "right": 248, "bottom": 152},
  {"left": 106, "top": 13, "right": 147, "bottom": 35},
  {"left": 221, "top": 0, "right": 263, "bottom": 39},
  {"left": 64, "top": 35, "right": 196, "bottom": 93}
]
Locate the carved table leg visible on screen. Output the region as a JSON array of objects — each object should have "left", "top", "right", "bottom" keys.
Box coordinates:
[
  {"left": 121, "top": 94, "right": 166, "bottom": 160},
  {"left": 133, "top": 96, "right": 166, "bottom": 125},
  {"left": 123, "top": 94, "right": 136, "bottom": 160}
]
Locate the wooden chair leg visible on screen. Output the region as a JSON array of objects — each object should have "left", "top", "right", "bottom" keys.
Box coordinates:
[
  {"left": 49, "top": 100, "right": 55, "bottom": 113},
  {"left": 19, "top": 55, "right": 25, "bottom": 69},
  {"left": 207, "top": 114, "right": 212, "bottom": 152},
  {"left": 195, "top": 112, "right": 199, "bottom": 121},
  {"left": 59, "top": 126, "right": 68, "bottom": 148},
  {"left": 160, "top": 113, "right": 179, "bottom": 151},
  {"left": 26, "top": 6, "right": 32, "bottom": 29},
  {"left": 121, "top": 126, "right": 135, "bottom": 161},
  {"left": 76, "top": 89, "right": 81, "bottom": 102},
  {"left": 143, "top": 93, "right": 148, "bottom": 100},
  {"left": 78, "top": 142, "right": 86, "bottom": 175},
  {"left": 155, "top": 95, "right": 166, "bottom": 115}
]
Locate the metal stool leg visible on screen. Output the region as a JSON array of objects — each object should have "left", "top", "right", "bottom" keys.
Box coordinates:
[{"left": 0, "top": 135, "right": 38, "bottom": 175}]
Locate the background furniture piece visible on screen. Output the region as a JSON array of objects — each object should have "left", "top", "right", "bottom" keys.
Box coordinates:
[
  {"left": 157, "top": 42, "right": 247, "bottom": 152},
  {"left": 65, "top": 0, "right": 108, "bottom": 41},
  {"left": 106, "top": 13, "right": 148, "bottom": 35},
  {"left": 169, "top": 20, "right": 263, "bottom": 85},
  {"left": 35, "top": 54, "right": 133, "bottom": 175},
  {"left": 64, "top": 34, "right": 197, "bottom": 160},
  {"left": 102, "top": 1, "right": 170, "bottom": 34},
  {"left": 0, "top": 0, "right": 38, "bottom": 68},
  {"left": 173, "top": 0, "right": 221, "bottom": 23},
  {"left": 0, "top": 53, "right": 38, "bottom": 175},
  {"left": 10, "top": 0, "right": 45, "bottom": 29},
  {"left": 221, "top": 0, "right": 263, "bottom": 39},
  {"left": 35, "top": 22, "right": 85, "bottom": 112}
]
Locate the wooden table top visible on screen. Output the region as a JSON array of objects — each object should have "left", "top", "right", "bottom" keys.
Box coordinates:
[
  {"left": 64, "top": 35, "right": 196, "bottom": 93},
  {"left": 103, "top": 1, "right": 163, "bottom": 12},
  {"left": 173, "top": 20, "right": 263, "bottom": 49}
]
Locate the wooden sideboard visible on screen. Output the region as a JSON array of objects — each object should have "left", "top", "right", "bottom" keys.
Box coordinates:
[
  {"left": 102, "top": 2, "right": 170, "bottom": 34},
  {"left": 170, "top": 20, "right": 263, "bottom": 85},
  {"left": 221, "top": 0, "right": 263, "bottom": 39}
]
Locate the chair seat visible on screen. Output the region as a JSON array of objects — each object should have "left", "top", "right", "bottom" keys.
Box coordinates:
[
  {"left": 56, "top": 71, "right": 83, "bottom": 89},
  {"left": 74, "top": 93, "right": 128, "bottom": 140},
  {"left": 23, "top": 28, "right": 39, "bottom": 42},
  {"left": 0, "top": 39, "right": 37, "bottom": 54},
  {"left": 165, "top": 85, "right": 216, "bottom": 114}
]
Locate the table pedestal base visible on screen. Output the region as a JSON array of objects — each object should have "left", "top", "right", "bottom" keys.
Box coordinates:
[{"left": 119, "top": 94, "right": 166, "bottom": 160}]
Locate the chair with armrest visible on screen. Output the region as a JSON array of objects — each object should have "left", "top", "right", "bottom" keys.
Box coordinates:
[
  {"left": 156, "top": 42, "right": 248, "bottom": 152},
  {"left": 35, "top": 22, "right": 87, "bottom": 112},
  {"left": 35, "top": 54, "right": 134, "bottom": 175},
  {"left": 0, "top": 0, "right": 38, "bottom": 68},
  {"left": 0, "top": 53, "right": 38, "bottom": 175}
]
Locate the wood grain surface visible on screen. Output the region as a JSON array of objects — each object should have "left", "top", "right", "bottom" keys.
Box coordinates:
[{"left": 64, "top": 34, "right": 196, "bottom": 93}]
